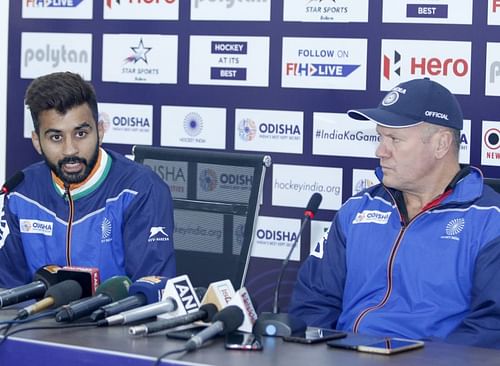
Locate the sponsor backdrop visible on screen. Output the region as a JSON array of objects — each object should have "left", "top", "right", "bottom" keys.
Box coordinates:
[{"left": 5, "top": 1, "right": 500, "bottom": 312}]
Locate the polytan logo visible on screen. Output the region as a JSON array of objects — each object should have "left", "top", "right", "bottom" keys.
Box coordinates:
[
  {"left": 234, "top": 109, "right": 304, "bottom": 154},
  {"left": 481, "top": 120, "right": 500, "bottom": 166},
  {"left": 189, "top": 35, "right": 270, "bottom": 87},
  {"left": 142, "top": 160, "right": 188, "bottom": 199},
  {"left": 251, "top": 216, "right": 301, "bottom": 261},
  {"left": 282, "top": 37, "right": 367, "bottom": 90},
  {"left": 352, "top": 169, "right": 378, "bottom": 195},
  {"left": 488, "top": 0, "right": 500, "bottom": 25},
  {"left": 272, "top": 164, "right": 343, "bottom": 210},
  {"left": 283, "top": 0, "right": 369, "bottom": 23},
  {"left": 22, "top": 0, "right": 93, "bottom": 19},
  {"left": 98, "top": 103, "right": 153, "bottom": 145},
  {"left": 312, "top": 112, "right": 379, "bottom": 158},
  {"left": 104, "top": 0, "right": 178, "bottom": 20},
  {"left": 382, "top": 0, "right": 473, "bottom": 25},
  {"left": 19, "top": 219, "right": 53, "bottom": 236},
  {"left": 161, "top": 105, "right": 226, "bottom": 149},
  {"left": 485, "top": 43, "right": 500, "bottom": 96},
  {"left": 20, "top": 32, "right": 92, "bottom": 79},
  {"left": 102, "top": 34, "right": 178, "bottom": 84},
  {"left": 190, "top": 0, "right": 270, "bottom": 21},
  {"left": 380, "top": 39, "right": 471, "bottom": 94}
]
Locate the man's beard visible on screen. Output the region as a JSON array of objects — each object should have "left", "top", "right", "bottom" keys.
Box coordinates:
[{"left": 44, "top": 145, "right": 100, "bottom": 185}]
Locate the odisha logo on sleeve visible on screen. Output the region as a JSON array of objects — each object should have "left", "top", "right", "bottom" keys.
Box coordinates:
[
  {"left": 238, "top": 118, "right": 257, "bottom": 141},
  {"left": 199, "top": 169, "right": 218, "bottom": 192},
  {"left": 183, "top": 112, "right": 203, "bottom": 137}
]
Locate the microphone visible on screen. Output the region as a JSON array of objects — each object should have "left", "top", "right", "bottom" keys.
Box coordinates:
[
  {"left": 225, "top": 287, "right": 258, "bottom": 333},
  {"left": 17, "top": 280, "right": 83, "bottom": 319},
  {"left": 57, "top": 266, "right": 100, "bottom": 297},
  {"left": 197, "top": 279, "right": 235, "bottom": 312},
  {"left": 0, "top": 171, "right": 24, "bottom": 195},
  {"left": 90, "top": 276, "right": 168, "bottom": 321},
  {"left": 0, "top": 265, "right": 61, "bottom": 308},
  {"left": 129, "top": 303, "right": 218, "bottom": 336},
  {"left": 55, "top": 276, "right": 131, "bottom": 322},
  {"left": 253, "top": 193, "right": 322, "bottom": 337},
  {"left": 98, "top": 274, "right": 200, "bottom": 327},
  {"left": 184, "top": 305, "right": 244, "bottom": 352}
]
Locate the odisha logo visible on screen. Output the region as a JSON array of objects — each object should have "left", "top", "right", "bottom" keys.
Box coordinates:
[
  {"left": 355, "top": 178, "right": 374, "bottom": 194},
  {"left": 238, "top": 118, "right": 257, "bottom": 141},
  {"left": 199, "top": 169, "right": 218, "bottom": 192},
  {"left": 98, "top": 112, "right": 111, "bottom": 133},
  {"left": 21, "top": 221, "right": 32, "bottom": 232},
  {"left": 445, "top": 218, "right": 465, "bottom": 236},
  {"left": 183, "top": 112, "right": 203, "bottom": 137}
]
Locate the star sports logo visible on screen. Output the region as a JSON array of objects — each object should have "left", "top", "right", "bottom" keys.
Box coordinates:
[{"left": 123, "top": 38, "right": 152, "bottom": 65}]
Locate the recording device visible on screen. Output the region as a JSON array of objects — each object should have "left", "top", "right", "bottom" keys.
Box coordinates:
[
  {"left": 90, "top": 276, "right": 168, "bottom": 321},
  {"left": 0, "top": 264, "right": 61, "bottom": 308},
  {"left": 57, "top": 266, "right": 100, "bottom": 297},
  {"left": 98, "top": 275, "right": 200, "bottom": 327},
  {"left": 129, "top": 303, "right": 218, "bottom": 336},
  {"left": 17, "top": 280, "right": 83, "bottom": 319},
  {"left": 253, "top": 193, "right": 322, "bottom": 337},
  {"left": 282, "top": 328, "right": 347, "bottom": 344},
  {"left": 184, "top": 305, "right": 244, "bottom": 352},
  {"left": 224, "top": 332, "right": 263, "bottom": 351},
  {"left": 55, "top": 276, "right": 131, "bottom": 322},
  {"left": 327, "top": 337, "right": 425, "bottom": 355},
  {"left": 0, "top": 171, "right": 24, "bottom": 195},
  {"left": 197, "top": 279, "right": 235, "bottom": 312}
]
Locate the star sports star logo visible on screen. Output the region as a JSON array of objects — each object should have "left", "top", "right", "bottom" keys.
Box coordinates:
[{"left": 124, "top": 38, "right": 152, "bottom": 65}]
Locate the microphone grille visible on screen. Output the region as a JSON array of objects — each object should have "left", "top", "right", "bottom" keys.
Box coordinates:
[
  {"left": 96, "top": 276, "right": 132, "bottom": 301},
  {"left": 212, "top": 305, "right": 244, "bottom": 334}
]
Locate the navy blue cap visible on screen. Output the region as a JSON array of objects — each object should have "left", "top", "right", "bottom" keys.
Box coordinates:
[{"left": 348, "top": 78, "right": 463, "bottom": 130}]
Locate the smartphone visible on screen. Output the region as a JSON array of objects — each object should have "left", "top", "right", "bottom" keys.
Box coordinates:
[
  {"left": 224, "top": 332, "right": 263, "bottom": 351},
  {"left": 328, "top": 337, "right": 424, "bottom": 355},
  {"left": 283, "top": 328, "right": 347, "bottom": 344},
  {"left": 165, "top": 325, "right": 207, "bottom": 340}
]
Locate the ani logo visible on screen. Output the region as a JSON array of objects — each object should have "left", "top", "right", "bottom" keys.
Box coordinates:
[
  {"left": 199, "top": 169, "right": 218, "bottom": 192},
  {"left": 183, "top": 112, "right": 203, "bottom": 137},
  {"left": 101, "top": 217, "right": 112, "bottom": 241},
  {"left": 238, "top": 118, "right": 257, "bottom": 141},
  {"left": 445, "top": 218, "right": 465, "bottom": 236}
]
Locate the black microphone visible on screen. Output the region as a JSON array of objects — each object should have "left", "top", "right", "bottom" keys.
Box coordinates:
[
  {"left": 184, "top": 305, "right": 244, "bottom": 352},
  {"left": 253, "top": 193, "right": 322, "bottom": 337},
  {"left": 129, "top": 303, "right": 218, "bottom": 336},
  {"left": 90, "top": 276, "right": 168, "bottom": 321},
  {"left": 0, "top": 171, "right": 24, "bottom": 195},
  {"left": 0, "top": 265, "right": 61, "bottom": 308},
  {"left": 17, "top": 280, "right": 83, "bottom": 319},
  {"left": 55, "top": 276, "right": 131, "bottom": 322}
]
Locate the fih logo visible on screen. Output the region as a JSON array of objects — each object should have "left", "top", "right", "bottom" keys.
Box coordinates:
[
  {"left": 445, "top": 218, "right": 465, "bottom": 236},
  {"left": 123, "top": 38, "right": 152, "bottom": 65},
  {"left": 383, "top": 50, "right": 401, "bottom": 80},
  {"left": 25, "top": 0, "right": 85, "bottom": 8},
  {"left": 199, "top": 169, "right": 218, "bottom": 192},
  {"left": 101, "top": 217, "right": 112, "bottom": 242},
  {"left": 183, "top": 112, "right": 203, "bottom": 137},
  {"left": 238, "top": 118, "right": 257, "bottom": 141}
]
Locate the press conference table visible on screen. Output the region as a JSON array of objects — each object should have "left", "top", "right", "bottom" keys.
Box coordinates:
[{"left": 1, "top": 309, "right": 499, "bottom": 366}]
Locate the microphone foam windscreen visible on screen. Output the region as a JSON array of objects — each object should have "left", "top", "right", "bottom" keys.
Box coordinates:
[
  {"left": 96, "top": 276, "right": 131, "bottom": 301},
  {"left": 305, "top": 193, "right": 323, "bottom": 215},
  {"left": 45, "top": 280, "right": 83, "bottom": 307},
  {"left": 2, "top": 171, "right": 25, "bottom": 192},
  {"left": 33, "top": 265, "right": 62, "bottom": 287},
  {"left": 199, "top": 303, "right": 218, "bottom": 322},
  {"left": 213, "top": 305, "right": 244, "bottom": 334}
]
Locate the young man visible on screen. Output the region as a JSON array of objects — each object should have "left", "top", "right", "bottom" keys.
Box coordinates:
[
  {"left": 0, "top": 72, "right": 176, "bottom": 287},
  {"left": 289, "top": 78, "right": 500, "bottom": 348}
]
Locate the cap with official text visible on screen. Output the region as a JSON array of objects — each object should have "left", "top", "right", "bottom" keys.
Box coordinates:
[{"left": 347, "top": 78, "right": 463, "bottom": 130}]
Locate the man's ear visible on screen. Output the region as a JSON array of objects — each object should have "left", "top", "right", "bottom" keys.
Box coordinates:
[
  {"left": 31, "top": 131, "right": 42, "bottom": 155},
  {"left": 435, "top": 130, "right": 453, "bottom": 159},
  {"left": 97, "top": 120, "right": 104, "bottom": 146}
]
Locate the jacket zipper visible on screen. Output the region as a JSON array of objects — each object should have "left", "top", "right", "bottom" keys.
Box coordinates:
[{"left": 64, "top": 184, "right": 74, "bottom": 266}]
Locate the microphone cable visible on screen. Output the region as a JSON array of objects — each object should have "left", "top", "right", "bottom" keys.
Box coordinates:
[{"left": 153, "top": 347, "right": 188, "bottom": 366}]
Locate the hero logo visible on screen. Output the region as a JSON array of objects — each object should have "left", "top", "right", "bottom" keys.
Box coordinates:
[
  {"left": 173, "top": 279, "right": 199, "bottom": 312},
  {"left": 106, "top": 0, "right": 176, "bottom": 8},
  {"left": 352, "top": 210, "right": 391, "bottom": 225},
  {"left": 383, "top": 49, "right": 469, "bottom": 80}
]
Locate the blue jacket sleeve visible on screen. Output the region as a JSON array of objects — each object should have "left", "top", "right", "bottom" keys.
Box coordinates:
[
  {"left": 289, "top": 213, "right": 346, "bottom": 329},
  {"left": 445, "top": 234, "right": 500, "bottom": 348},
  {"left": 122, "top": 172, "right": 176, "bottom": 282},
  {"left": 0, "top": 195, "right": 32, "bottom": 287}
]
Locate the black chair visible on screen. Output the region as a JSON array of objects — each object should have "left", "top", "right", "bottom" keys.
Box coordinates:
[
  {"left": 133, "top": 145, "right": 271, "bottom": 289},
  {"left": 484, "top": 177, "right": 500, "bottom": 194}
]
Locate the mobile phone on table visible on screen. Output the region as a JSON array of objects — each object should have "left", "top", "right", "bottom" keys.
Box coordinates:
[
  {"left": 224, "top": 332, "right": 263, "bottom": 350},
  {"left": 283, "top": 328, "right": 347, "bottom": 344},
  {"left": 328, "top": 337, "right": 424, "bottom": 354},
  {"left": 165, "top": 325, "right": 207, "bottom": 340}
]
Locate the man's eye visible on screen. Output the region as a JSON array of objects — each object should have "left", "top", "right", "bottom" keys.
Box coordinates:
[
  {"left": 50, "top": 135, "right": 62, "bottom": 142},
  {"left": 76, "top": 131, "right": 88, "bottom": 138}
]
